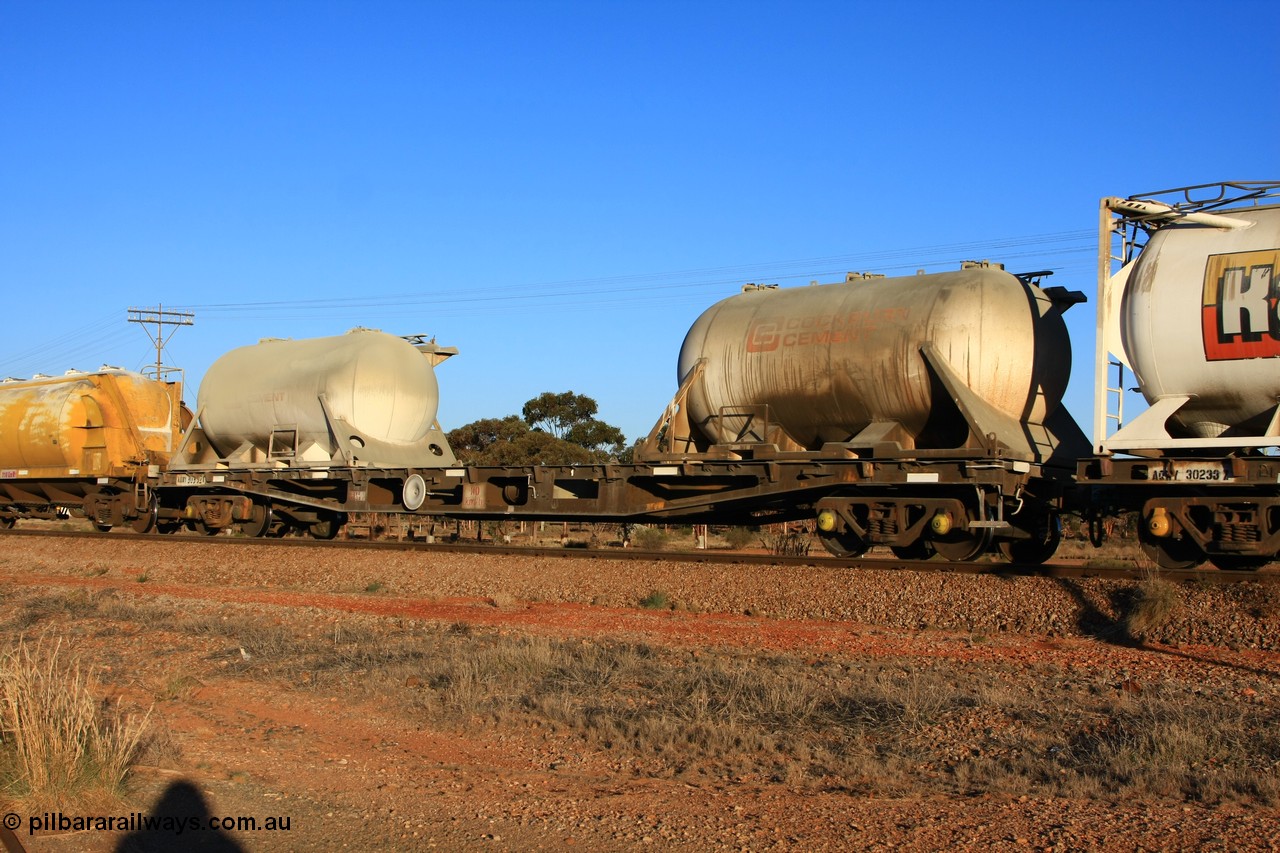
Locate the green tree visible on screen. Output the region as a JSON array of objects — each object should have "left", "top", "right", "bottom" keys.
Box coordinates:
[
  {"left": 447, "top": 391, "right": 627, "bottom": 465},
  {"left": 565, "top": 419, "right": 625, "bottom": 455},
  {"left": 521, "top": 391, "right": 600, "bottom": 439},
  {"left": 522, "top": 391, "right": 626, "bottom": 457},
  {"left": 446, "top": 415, "right": 529, "bottom": 462},
  {"left": 484, "top": 431, "right": 597, "bottom": 466}
]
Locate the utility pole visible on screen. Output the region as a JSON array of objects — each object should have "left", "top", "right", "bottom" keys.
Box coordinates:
[{"left": 127, "top": 305, "right": 194, "bottom": 380}]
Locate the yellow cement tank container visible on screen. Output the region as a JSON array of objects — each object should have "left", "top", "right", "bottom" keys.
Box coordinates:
[{"left": 0, "top": 369, "right": 186, "bottom": 479}]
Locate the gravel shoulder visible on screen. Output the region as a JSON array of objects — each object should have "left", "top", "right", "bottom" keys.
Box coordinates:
[{"left": 1, "top": 534, "right": 1277, "bottom": 851}]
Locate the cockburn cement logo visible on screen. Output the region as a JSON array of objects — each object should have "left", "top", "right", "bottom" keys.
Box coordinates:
[
  {"left": 1202, "top": 249, "right": 1280, "bottom": 361},
  {"left": 745, "top": 308, "right": 908, "bottom": 353}
]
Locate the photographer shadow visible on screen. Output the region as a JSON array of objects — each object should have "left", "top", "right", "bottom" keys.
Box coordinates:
[{"left": 115, "top": 780, "right": 245, "bottom": 853}]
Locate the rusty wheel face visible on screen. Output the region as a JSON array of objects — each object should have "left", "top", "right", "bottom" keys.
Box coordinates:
[
  {"left": 131, "top": 504, "right": 158, "bottom": 534},
  {"left": 1137, "top": 530, "right": 1204, "bottom": 570},
  {"left": 931, "top": 527, "right": 991, "bottom": 562},
  {"left": 890, "top": 539, "right": 934, "bottom": 561},
  {"left": 237, "top": 504, "right": 273, "bottom": 538},
  {"left": 999, "top": 514, "right": 1062, "bottom": 565},
  {"left": 818, "top": 528, "right": 868, "bottom": 558},
  {"left": 309, "top": 515, "right": 341, "bottom": 540}
]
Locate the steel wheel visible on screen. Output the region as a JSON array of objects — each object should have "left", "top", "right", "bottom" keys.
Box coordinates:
[
  {"left": 999, "top": 513, "right": 1062, "bottom": 565},
  {"left": 928, "top": 503, "right": 996, "bottom": 562},
  {"left": 131, "top": 503, "right": 158, "bottom": 534},
  {"left": 309, "top": 515, "right": 342, "bottom": 540},
  {"left": 1138, "top": 531, "right": 1204, "bottom": 570},
  {"left": 932, "top": 529, "right": 990, "bottom": 562},
  {"left": 237, "top": 503, "right": 273, "bottom": 538},
  {"left": 890, "top": 539, "right": 934, "bottom": 560},
  {"left": 818, "top": 528, "right": 869, "bottom": 558}
]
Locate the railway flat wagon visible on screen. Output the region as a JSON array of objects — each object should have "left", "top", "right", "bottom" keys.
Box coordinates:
[
  {"left": 402, "top": 263, "right": 1092, "bottom": 564},
  {"left": 156, "top": 329, "right": 460, "bottom": 538},
  {"left": 1080, "top": 181, "right": 1280, "bottom": 569}
]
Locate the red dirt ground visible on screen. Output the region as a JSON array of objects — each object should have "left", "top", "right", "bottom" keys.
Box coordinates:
[{"left": 1, "top": 535, "right": 1277, "bottom": 851}]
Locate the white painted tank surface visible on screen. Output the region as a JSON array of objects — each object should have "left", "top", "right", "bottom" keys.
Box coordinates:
[
  {"left": 1121, "top": 205, "right": 1280, "bottom": 438},
  {"left": 197, "top": 329, "right": 444, "bottom": 464},
  {"left": 678, "top": 267, "right": 1074, "bottom": 450}
]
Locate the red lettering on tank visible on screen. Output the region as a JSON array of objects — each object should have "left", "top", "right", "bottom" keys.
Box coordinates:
[
  {"left": 746, "top": 322, "right": 781, "bottom": 353},
  {"left": 746, "top": 308, "right": 910, "bottom": 351}
]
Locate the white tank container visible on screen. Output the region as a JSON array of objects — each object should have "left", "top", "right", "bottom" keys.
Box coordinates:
[
  {"left": 678, "top": 267, "right": 1074, "bottom": 451},
  {"left": 1121, "top": 205, "right": 1280, "bottom": 438},
  {"left": 197, "top": 329, "right": 450, "bottom": 466}
]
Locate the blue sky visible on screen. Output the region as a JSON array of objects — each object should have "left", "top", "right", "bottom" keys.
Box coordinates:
[{"left": 2, "top": 1, "right": 1277, "bottom": 444}]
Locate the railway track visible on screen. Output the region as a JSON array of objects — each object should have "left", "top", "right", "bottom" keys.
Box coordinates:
[{"left": 2, "top": 527, "right": 1275, "bottom": 584}]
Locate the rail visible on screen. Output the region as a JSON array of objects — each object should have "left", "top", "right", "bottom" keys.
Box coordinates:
[{"left": 1, "top": 528, "right": 1273, "bottom": 584}]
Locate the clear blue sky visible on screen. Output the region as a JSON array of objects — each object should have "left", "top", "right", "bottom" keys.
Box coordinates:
[{"left": 3, "top": 1, "right": 1277, "bottom": 444}]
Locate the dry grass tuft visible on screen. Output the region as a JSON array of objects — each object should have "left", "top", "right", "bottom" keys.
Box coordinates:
[
  {"left": 721, "top": 527, "right": 756, "bottom": 549},
  {"left": 5, "top": 590, "right": 1278, "bottom": 807},
  {"left": 1125, "top": 576, "right": 1182, "bottom": 640},
  {"left": 630, "top": 527, "right": 669, "bottom": 550},
  {"left": 0, "top": 638, "right": 151, "bottom": 810},
  {"left": 639, "top": 590, "right": 671, "bottom": 610}
]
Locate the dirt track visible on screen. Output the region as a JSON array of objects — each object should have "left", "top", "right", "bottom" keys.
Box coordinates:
[{"left": 1, "top": 534, "right": 1278, "bottom": 851}]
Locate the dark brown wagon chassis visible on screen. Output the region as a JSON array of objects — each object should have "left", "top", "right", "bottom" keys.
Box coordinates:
[
  {"left": 1078, "top": 454, "right": 1280, "bottom": 570},
  {"left": 153, "top": 446, "right": 1069, "bottom": 562}
]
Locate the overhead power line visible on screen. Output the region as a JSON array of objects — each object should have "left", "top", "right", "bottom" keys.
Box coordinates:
[
  {"left": 0, "top": 228, "right": 1097, "bottom": 374},
  {"left": 184, "top": 229, "right": 1096, "bottom": 317},
  {"left": 127, "top": 305, "right": 195, "bottom": 381}
]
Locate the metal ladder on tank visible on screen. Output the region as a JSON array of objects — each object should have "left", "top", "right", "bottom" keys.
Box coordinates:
[{"left": 1105, "top": 360, "right": 1125, "bottom": 438}]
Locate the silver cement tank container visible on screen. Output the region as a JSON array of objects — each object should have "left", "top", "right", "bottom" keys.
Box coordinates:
[
  {"left": 677, "top": 266, "right": 1077, "bottom": 454},
  {"left": 196, "top": 329, "right": 455, "bottom": 467},
  {"left": 1121, "top": 204, "right": 1280, "bottom": 439}
]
